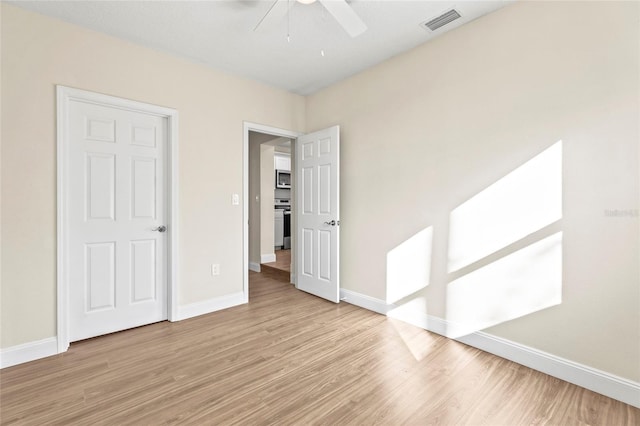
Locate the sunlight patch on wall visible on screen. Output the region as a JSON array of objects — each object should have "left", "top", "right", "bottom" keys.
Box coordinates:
[
  {"left": 448, "top": 142, "right": 562, "bottom": 272},
  {"left": 445, "top": 232, "right": 563, "bottom": 338},
  {"left": 386, "top": 227, "right": 433, "bottom": 304}
]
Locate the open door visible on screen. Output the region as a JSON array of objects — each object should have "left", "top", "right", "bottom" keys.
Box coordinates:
[{"left": 296, "top": 126, "right": 340, "bottom": 302}]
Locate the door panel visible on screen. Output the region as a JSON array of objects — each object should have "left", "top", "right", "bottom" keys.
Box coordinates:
[
  {"left": 85, "top": 242, "right": 116, "bottom": 311},
  {"left": 319, "top": 164, "right": 332, "bottom": 214},
  {"left": 131, "top": 125, "right": 157, "bottom": 147},
  {"left": 319, "top": 230, "right": 332, "bottom": 281},
  {"left": 130, "top": 239, "right": 157, "bottom": 303},
  {"left": 68, "top": 100, "right": 167, "bottom": 342},
  {"left": 86, "top": 153, "right": 116, "bottom": 220},
  {"left": 296, "top": 126, "right": 340, "bottom": 303},
  {"left": 302, "top": 166, "right": 314, "bottom": 214},
  {"left": 86, "top": 117, "right": 115, "bottom": 142},
  {"left": 132, "top": 157, "right": 157, "bottom": 219},
  {"left": 302, "top": 228, "right": 314, "bottom": 277}
]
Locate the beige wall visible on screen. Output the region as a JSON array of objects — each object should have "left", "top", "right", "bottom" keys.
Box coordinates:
[
  {"left": 2, "top": 0, "right": 639, "bottom": 386},
  {"left": 248, "top": 132, "right": 280, "bottom": 266},
  {"left": 260, "top": 145, "right": 275, "bottom": 257},
  {"left": 249, "top": 135, "right": 260, "bottom": 266},
  {"left": 0, "top": 4, "right": 305, "bottom": 347},
  {"left": 307, "top": 1, "right": 639, "bottom": 381}
]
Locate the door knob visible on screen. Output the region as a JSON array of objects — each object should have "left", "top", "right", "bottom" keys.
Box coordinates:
[
  {"left": 152, "top": 225, "right": 167, "bottom": 233},
  {"left": 324, "top": 220, "right": 336, "bottom": 226}
]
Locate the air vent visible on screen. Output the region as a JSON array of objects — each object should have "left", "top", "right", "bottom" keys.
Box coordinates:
[{"left": 421, "top": 9, "right": 462, "bottom": 31}]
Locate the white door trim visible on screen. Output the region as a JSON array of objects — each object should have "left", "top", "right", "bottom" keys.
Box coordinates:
[
  {"left": 242, "top": 122, "right": 301, "bottom": 299},
  {"left": 56, "top": 86, "right": 179, "bottom": 353}
]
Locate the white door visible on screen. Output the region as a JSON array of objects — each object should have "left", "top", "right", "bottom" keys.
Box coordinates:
[
  {"left": 296, "top": 126, "right": 340, "bottom": 302},
  {"left": 67, "top": 100, "right": 167, "bottom": 342}
]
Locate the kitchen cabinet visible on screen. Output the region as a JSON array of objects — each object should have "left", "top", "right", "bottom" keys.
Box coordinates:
[{"left": 274, "top": 153, "right": 291, "bottom": 171}]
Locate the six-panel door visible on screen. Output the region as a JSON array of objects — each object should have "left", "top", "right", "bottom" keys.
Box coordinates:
[
  {"left": 68, "top": 100, "right": 167, "bottom": 342},
  {"left": 296, "top": 126, "right": 340, "bottom": 303}
]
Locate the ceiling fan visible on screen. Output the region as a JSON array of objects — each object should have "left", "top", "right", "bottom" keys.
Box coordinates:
[{"left": 254, "top": 0, "right": 367, "bottom": 38}]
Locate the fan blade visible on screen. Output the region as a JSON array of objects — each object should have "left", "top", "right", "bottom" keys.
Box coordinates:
[
  {"left": 254, "top": 0, "right": 292, "bottom": 32},
  {"left": 318, "top": 0, "right": 367, "bottom": 37}
]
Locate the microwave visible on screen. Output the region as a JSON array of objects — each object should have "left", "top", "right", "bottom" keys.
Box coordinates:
[{"left": 276, "top": 170, "right": 291, "bottom": 188}]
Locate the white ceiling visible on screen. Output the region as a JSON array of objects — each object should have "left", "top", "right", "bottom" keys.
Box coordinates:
[{"left": 9, "top": 0, "right": 512, "bottom": 95}]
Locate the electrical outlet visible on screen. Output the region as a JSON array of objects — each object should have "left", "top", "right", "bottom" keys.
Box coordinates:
[
  {"left": 211, "top": 264, "right": 220, "bottom": 276},
  {"left": 232, "top": 193, "right": 239, "bottom": 205}
]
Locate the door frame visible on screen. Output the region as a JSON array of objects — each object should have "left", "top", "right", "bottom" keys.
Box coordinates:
[
  {"left": 56, "top": 86, "right": 179, "bottom": 353},
  {"left": 242, "top": 122, "right": 301, "bottom": 298}
]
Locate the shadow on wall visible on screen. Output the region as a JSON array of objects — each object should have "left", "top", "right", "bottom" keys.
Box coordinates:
[{"left": 387, "top": 141, "right": 563, "bottom": 343}]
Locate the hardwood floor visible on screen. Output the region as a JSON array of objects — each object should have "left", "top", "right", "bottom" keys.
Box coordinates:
[
  {"left": 263, "top": 249, "right": 291, "bottom": 272},
  {"left": 1, "top": 272, "right": 638, "bottom": 425},
  {"left": 261, "top": 249, "right": 291, "bottom": 281}
]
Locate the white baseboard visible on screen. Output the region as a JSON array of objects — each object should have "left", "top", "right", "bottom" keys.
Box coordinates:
[
  {"left": 176, "top": 292, "right": 246, "bottom": 321},
  {"left": 1, "top": 337, "right": 58, "bottom": 369},
  {"left": 344, "top": 289, "right": 640, "bottom": 409},
  {"left": 340, "top": 288, "right": 389, "bottom": 315},
  {"left": 2, "top": 291, "right": 248, "bottom": 368},
  {"left": 458, "top": 330, "right": 640, "bottom": 408},
  {"left": 261, "top": 253, "right": 276, "bottom": 263},
  {"left": 4, "top": 290, "right": 638, "bottom": 408},
  {"left": 386, "top": 302, "right": 448, "bottom": 335},
  {"left": 249, "top": 262, "right": 261, "bottom": 272}
]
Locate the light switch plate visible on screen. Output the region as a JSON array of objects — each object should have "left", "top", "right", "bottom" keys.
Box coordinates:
[{"left": 232, "top": 193, "right": 239, "bottom": 205}]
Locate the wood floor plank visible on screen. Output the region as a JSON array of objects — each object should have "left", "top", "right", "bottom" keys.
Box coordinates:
[
  {"left": 1, "top": 271, "right": 638, "bottom": 425},
  {"left": 263, "top": 249, "right": 291, "bottom": 272}
]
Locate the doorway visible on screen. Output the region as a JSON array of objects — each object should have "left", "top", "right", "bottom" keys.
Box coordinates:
[
  {"left": 244, "top": 122, "right": 342, "bottom": 304},
  {"left": 245, "top": 123, "right": 300, "bottom": 295}
]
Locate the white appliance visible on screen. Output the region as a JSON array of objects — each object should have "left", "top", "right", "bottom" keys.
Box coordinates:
[
  {"left": 274, "top": 198, "right": 291, "bottom": 249},
  {"left": 283, "top": 210, "right": 291, "bottom": 250},
  {"left": 274, "top": 209, "right": 284, "bottom": 248}
]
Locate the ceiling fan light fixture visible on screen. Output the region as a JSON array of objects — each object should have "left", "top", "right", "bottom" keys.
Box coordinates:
[{"left": 255, "top": 0, "right": 367, "bottom": 38}]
